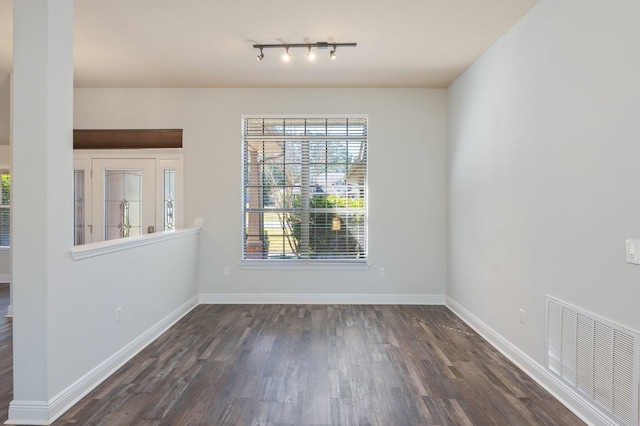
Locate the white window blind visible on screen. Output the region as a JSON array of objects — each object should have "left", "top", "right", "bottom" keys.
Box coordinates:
[
  {"left": 243, "top": 117, "right": 367, "bottom": 262},
  {"left": 0, "top": 169, "right": 9, "bottom": 247}
]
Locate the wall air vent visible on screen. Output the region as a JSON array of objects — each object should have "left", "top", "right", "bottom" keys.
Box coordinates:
[{"left": 546, "top": 296, "right": 639, "bottom": 426}]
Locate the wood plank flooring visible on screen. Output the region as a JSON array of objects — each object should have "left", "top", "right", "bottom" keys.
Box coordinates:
[
  {"left": 46, "top": 304, "right": 584, "bottom": 426},
  {"left": 0, "top": 282, "right": 12, "bottom": 425}
]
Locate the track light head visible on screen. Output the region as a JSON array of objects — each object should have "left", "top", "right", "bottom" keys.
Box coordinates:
[
  {"left": 307, "top": 46, "right": 316, "bottom": 61},
  {"left": 282, "top": 46, "right": 291, "bottom": 62},
  {"left": 330, "top": 47, "right": 336, "bottom": 60},
  {"left": 257, "top": 48, "right": 264, "bottom": 61}
]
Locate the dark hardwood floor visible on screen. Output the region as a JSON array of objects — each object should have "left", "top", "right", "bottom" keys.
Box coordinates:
[
  {"left": 1, "top": 297, "right": 584, "bottom": 425},
  {"left": 0, "top": 282, "right": 12, "bottom": 425},
  {"left": 52, "top": 304, "right": 583, "bottom": 426}
]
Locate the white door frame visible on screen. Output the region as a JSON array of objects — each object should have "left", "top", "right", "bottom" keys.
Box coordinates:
[{"left": 73, "top": 149, "right": 184, "bottom": 244}]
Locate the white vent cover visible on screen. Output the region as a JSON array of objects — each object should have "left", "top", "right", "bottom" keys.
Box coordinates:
[{"left": 546, "top": 296, "right": 639, "bottom": 426}]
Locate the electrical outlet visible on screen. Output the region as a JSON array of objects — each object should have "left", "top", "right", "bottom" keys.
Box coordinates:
[
  {"left": 626, "top": 239, "right": 640, "bottom": 264},
  {"left": 195, "top": 217, "right": 204, "bottom": 226},
  {"left": 224, "top": 267, "right": 230, "bottom": 276},
  {"left": 379, "top": 267, "right": 385, "bottom": 276},
  {"left": 115, "top": 307, "right": 122, "bottom": 322},
  {"left": 519, "top": 308, "right": 525, "bottom": 325}
]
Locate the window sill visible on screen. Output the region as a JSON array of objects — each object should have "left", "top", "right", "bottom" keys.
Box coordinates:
[
  {"left": 0, "top": 246, "right": 9, "bottom": 253},
  {"left": 71, "top": 227, "right": 201, "bottom": 260},
  {"left": 240, "top": 261, "right": 369, "bottom": 270}
]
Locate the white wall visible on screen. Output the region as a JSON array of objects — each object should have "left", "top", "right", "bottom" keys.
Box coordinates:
[
  {"left": 8, "top": 231, "right": 199, "bottom": 423},
  {"left": 0, "top": 252, "right": 9, "bottom": 281},
  {"left": 0, "top": 74, "right": 9, "bottom": 145},
  {"left": 74, "top": 88, "right": 449, "bottom": 301},
  {"left": 0, "top": 145, "right": 10, "bottom": 165},
  {"left": 49, "top": 232, "right": 200, "bottom": 402},
  {"left": 449, "top": 0, "right": 640, "bottom": 371}
]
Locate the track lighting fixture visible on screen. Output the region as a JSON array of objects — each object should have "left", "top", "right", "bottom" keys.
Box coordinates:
[{"left": 253, "top": 41, "right": 356, "bottom": 62}]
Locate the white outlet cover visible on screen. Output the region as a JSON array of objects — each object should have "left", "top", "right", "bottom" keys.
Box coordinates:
[
  {"left": 626, "top": 239, "right": 640, "bottom": 264},
  {"left": 195, "top": 217, "right": 204, "bottom": 226}
]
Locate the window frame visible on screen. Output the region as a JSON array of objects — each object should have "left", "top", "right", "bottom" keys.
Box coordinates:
[
  {"left": 0, "top": 167, "right": 10, "bottom": 249},
  {"left": 241, "top": 115, "right": 369, "bottom": 269}
]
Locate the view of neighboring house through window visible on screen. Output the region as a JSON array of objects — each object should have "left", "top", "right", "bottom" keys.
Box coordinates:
[
  {"left": 0, "top": 169, "right": 9, "bottom": 246},
  {"left": 242, "top": 117, "right": 367, "bottom": 262}
]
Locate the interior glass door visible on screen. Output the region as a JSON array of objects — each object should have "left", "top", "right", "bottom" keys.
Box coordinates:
[{"left": 91, "top": 159, "right": 156, "bottom": 242}]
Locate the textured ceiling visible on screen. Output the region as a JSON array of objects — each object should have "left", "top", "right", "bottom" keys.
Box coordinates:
[{"left": 0, "top": 0, "right": 539, "bottom": 88}]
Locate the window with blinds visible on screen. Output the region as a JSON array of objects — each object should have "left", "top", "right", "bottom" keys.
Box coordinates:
[
  {"left": 0, "top": 169, "right": 9, "bottom": 247},
  {"left": 243, "top": 117, "right": 367, "bottom": 262}
]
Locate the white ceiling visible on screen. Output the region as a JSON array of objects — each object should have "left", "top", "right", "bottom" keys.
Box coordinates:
[{"left": 0, "top": 0, "right": 539, "bottom": 88}]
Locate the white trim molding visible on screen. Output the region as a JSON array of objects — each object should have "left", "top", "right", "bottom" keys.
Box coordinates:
[
  {"left": 6, "top": 295, "right": 199, "bottom": 425},
  {"left": 239, "top": 262, "right": 369, "bottom": 270},
  {"left": 446, "top": 296, "right": 619, "bottom": 426},
  {"left": 4, "top": 400, "right": 50, "bottom": 425},
  {"left": 71, "top": 227, "right": 200, "bottom": 260},
  {"left": 200, "top": 293, "right": 446, "bottom": 305}
]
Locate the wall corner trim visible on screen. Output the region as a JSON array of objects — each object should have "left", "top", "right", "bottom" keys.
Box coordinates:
[{"left": 445, "top": 296, "right": 620, "bottom": 426}]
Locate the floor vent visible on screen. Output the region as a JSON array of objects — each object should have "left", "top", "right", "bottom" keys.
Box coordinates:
[{"left": 546, "top": 296, "right": 639, "bottom": 426}]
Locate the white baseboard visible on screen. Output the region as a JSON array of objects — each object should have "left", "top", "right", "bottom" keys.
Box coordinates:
[
  {"left": 6, "top": 295, "right": 199, "bottom": 426},
  {"left": 199, "top": 293, "right": 446, "bottom": 305},
  {"left": 445, "top": 296, "right": 617, "bottom": 426},
  {"left": 4, "top": 400, "right": 50, "bottom": 425}
]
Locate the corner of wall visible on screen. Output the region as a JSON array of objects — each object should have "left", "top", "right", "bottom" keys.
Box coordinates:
[{"left": 446, "top": 296, "right": 621, "bottom": 426}]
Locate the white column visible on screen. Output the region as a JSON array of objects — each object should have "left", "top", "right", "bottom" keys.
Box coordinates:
[
  {"left": 7, "top": 71, "right": 13, "bottom": 318},
  {"left": 8, "top": 0, "right": 74, "bottom": 424}
]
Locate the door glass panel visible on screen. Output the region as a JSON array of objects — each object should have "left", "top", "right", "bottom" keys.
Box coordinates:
[
  {"left": 105, "top": 169, "right": 143, "bottom": 240},
  {"left": 164, "top": 169, "right": 176, "bottom": 231},
  {"left": 91, "top": 158, "right": 156, "bottom": 243},
  {"left": 79, "top": 155, "right": 185, "bottom": 243},
  {"left": 74, "top": 170, "right": 85, "bottom": 245}
]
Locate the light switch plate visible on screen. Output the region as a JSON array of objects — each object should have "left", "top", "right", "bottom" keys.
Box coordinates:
[
  {"left": 626, "top": 239, "right": 640, "bottom": 264},
  {"left": 195, "top": 217, "right": 204, "bottom": 226}
]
